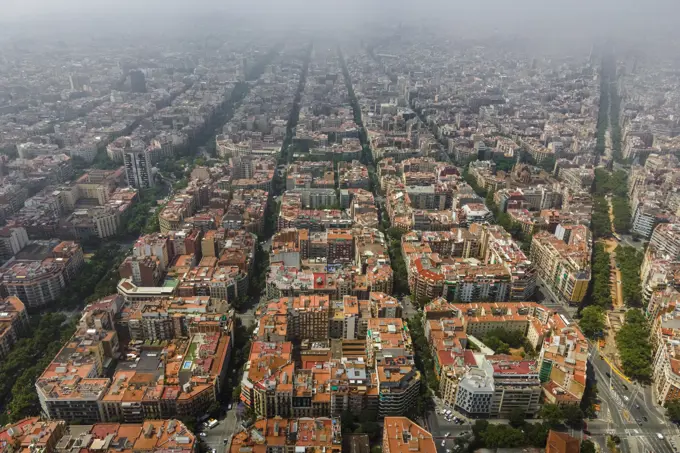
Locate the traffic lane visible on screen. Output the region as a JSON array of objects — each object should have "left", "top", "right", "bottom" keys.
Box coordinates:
[
  {"left": 590, "top": 358, "right": 628, "bottom": 428},
  {"left": 429, "top": 413, "right": 472, "bottom": 435},
  {"left": 638, "top": 384, "right": 668, "bottom": 424},
  {"left": 432, "top": 420, "right": 472, "bottom": 436},
  {"left": 435, "top": 437, "right": 464, "bottom": 453},
  {"left": 639, "top": 433, "right": 675, "bottom": 453},
  {"left": 202, "top": 409, "right": 238, "bottom": 453},
  {"left": 606, "top": 375, "right": 659, "bottom": 427}
]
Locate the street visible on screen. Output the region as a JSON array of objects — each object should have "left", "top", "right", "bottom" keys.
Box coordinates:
[
  {"left": 400, "top": 294, "right": 419, "bottom": 319},
  {"left": 587, "top": 347, "right": 675, "bottom": 453},
  {"left": 200, "top": 408, "right": 238, "bottom": 453}
]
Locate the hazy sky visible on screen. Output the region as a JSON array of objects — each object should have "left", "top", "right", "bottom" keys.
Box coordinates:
[{"left": 2, "top": 0, "right": 679, "bottom": 41}]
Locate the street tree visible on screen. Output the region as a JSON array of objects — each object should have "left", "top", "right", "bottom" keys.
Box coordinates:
[
  {"left": 579, "top": 306, "right": 605, "bottom": 339},
  {"left": 540, "top": 403, "right": 564, "bottom": 428}
]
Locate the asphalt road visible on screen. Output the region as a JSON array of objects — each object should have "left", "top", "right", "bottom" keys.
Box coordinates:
[
  {"left": 535, "top": 277, "right": 578, "bottom": 320},
  {"left": 588, "top": 346, "right": 676, "bottom": 453},
  {"left": 400, "top": 295, "right": 419, "bottom": 319},
  {"left": 199, "top": 408, "right": 239, "bottom": 453}
]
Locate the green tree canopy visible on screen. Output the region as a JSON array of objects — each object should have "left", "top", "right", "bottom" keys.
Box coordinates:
[
  {"left": 540, "top": 403, "right": 564, "bottom": 428},
  {"left": 580, "top": 439, "right": 597, "bottom": 453},
  {"left": 508, "top": 407, "right": 526, "bottom": 428},
  {"left": 616, "top": 310, "right": 652, "bottom": 382},
  {"left": 482, "top": 425, "right": 525, "bottom": 449},
  {"left": 579, "top": 306, "right": 605, "bottom": 339},
  {"left": 562, "top": 404, "right": 584, "bottom": 429},
  {"left": 666, "top": 401, "right": 680, "bottom": 422}
]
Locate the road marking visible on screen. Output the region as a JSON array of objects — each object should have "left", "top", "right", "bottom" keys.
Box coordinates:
[{"left": 600, "top": 351, "right": 632, "bottom": 383}]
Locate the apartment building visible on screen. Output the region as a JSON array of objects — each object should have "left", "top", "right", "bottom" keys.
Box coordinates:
[
  {"left": 473, "top": 223, "right": 537, "bottom": 301},
  {"left": 230, "top": 417, "right": 342, "bottom": 453},
  {"left": 650, "top": 223, "right": 680, "bottom": 259},
  {"left": 546, "top": 431, "right": 581, "bottom": 453},
  {"left": 370, "top": 291, "right": 403, "bottom": 318},
  {"left": 402, "top": 226, "right": 535, "bottom": 303},
  {"left": 538, "top": 314, "right": 589, "bottom": 405},
  {"left": 0, "top": 418, "right": 67, "bottom": 453},
  {"left": 558, "top": 167, "right": 594, "bottom": 191},
  {"left": 0, "top": 418, "right": 196, "bottom": 453},
  {"left": 632, "top": 203, "right": 673, "bottom": 240},
  {"left": 288, "top": 295, "right": 331, "bottom": 341},
  {"left": 271, "top": 228, "right": 309, "bottom": 269},
  {"left": 159, "top": 195, "right": 196, "bottom": 233},
  {"left": 338, "top": 160, "right": 370, "bottom": 189},
  {"left": 422, "top": 300, "right": 586, "bottom": 410},
  {"left": 0, "top": 226, "right": 29, "bottom": 261},
  {"left": 0, "top": 241, "right": 84, "bottom": 308},
  {"left": 0, "top": 296, "right": 29, "bottom": 359},
  {"left": 327, "top": 229, "right": 354, "bottom": 264},
  {"left": 382, "top": 417, "right": 436, "bottom": 453},
  {"left": 36, "top": 306, "right": 119, "bottom": 423},
  {"left": 652, "top": 306, "right": 680, "bottom": 404},
  {"left": 455, "top": 356, "right": 541, "bottom": 418},
  {"left": 530, "top": 226, "right": 591, "bottom": 305},
  {"left": 240, "top": 341, "right": 295, "bottom": 418},
  {"left": 328, "top": 296, "right": 371, "bottom": 340},
  {"left": 37, "top": 295, "right": 233, "bottom": 423},
  {"left": 367, "top": 318, "right": 421, "bottom": 417}
]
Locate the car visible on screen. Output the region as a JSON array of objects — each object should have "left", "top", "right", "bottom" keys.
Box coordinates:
[
  {"left": 223, "top": 439, "right": 229, "bottom": 445},
  {"left": 441, "top": 440, "right": 446, "bottom": 447},
  {"left": 606, "top": 372, "right": 612, "bottom": 378},
  {"left": 227, "top": 403, "right": 232, "bottom": 410},
  {"left": 444, "top": 432, "right": 450, "bottom": 437},
  {"left": 635, "top": 404, "right": 640, "bottom": 409},
  {"left": 199, "top": 433, "right": 207, "bottom": 437},
  {"left": 622, "top": 384, "right": 628, "bottom": 391},
  {"left": 657, "top": 433, "right": 665, "bottom": 440},
  {"left": 636, "top": 418, "right": 643, "bottom": 425},
  {"left": 583, "top": 430, "right": 591, "bottom": 435},
  {"left": 623, "top": 395, "right": 630, "bottom": 402},
  {"left": 643, "top": 416, "right": 648, "bottom": 422}
]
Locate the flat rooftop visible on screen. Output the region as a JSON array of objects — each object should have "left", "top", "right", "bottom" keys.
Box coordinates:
[{"left": 13, "top": 241, "right": 60, "bottom": 261}]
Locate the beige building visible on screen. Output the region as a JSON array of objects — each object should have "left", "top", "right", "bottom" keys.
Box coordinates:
[{"left": 530, "top": 226, "right": 591, "bottom": 305}]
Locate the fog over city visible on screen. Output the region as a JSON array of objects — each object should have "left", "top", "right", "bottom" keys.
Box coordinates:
[
  {"left": 2, "top": 0, "right": 680, "bottom": 453},
  {"left": 2, "top": 0, "right": 680, "bottom": 44}
]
